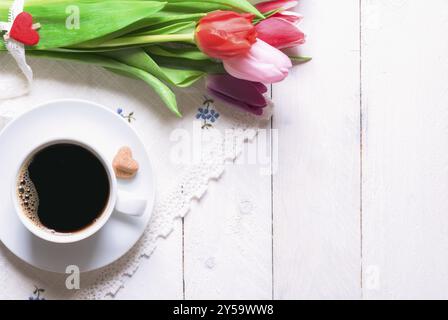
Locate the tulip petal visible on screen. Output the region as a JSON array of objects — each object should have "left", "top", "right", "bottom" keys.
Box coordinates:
[
  {"left": 253, "top": 82, "right": 268, "bottom": 94},
  {"left": 273, "top": 11, "right": 303, "bottom": 23},
  {"left": 223, "top": 40, "right": 292, "bottom": 83},
  {"left": 196, "top": 11, "right": 256, "bottom": 59},
  {"left": 208, "top": 88, "right": 265, "bottom": 116},
  {"left": 255, "top": 0, "right": 298, "bottom": 13},
  {"left": 207, "top": 74, "right": 268, "bottom": 108},
  {"left": 224, "top": 58, "right": 287, "bottom": 83},
  {"left": 250, "top": 39, "right": 293, "bottom": 70},
  {"left": 256, "top": 17, "right": 305, "bottom": 49}
]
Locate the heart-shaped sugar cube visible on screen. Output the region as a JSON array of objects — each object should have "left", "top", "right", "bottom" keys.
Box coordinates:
[{"left": 113, "top": 147, "right": 139, "bottom": 179}]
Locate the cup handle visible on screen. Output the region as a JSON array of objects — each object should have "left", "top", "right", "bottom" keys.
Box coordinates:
[{"left": 115, "top": 190, "right": 147, "bottom": 217}]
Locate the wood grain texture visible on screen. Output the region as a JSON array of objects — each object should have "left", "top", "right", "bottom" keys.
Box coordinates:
[
  {"left": 115, "top": 220, "right": 184, "bottom": 300},
  {"left": 183, "top": 138, "right": 273, "bottom": 299},
  {"left": 134, "top": 0, "right": 448, "bottom": 300},
  {"left": 181, "top": 0, "right": 273, "bottom": 300},
  {"left": 114, "top": 0, "right": 448, "bottom": 300},
  {"left": 362, "top": 0, "right": 448, "bottom": 299},
  {"left": 273, "top": 0, "right": 362, "bottom": 299},
  {"left": 12, "top": 0, "right": 448, "bottom": 300}
]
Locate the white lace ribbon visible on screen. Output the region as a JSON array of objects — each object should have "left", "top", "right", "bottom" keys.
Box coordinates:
[{"left": 0, "top": 0, "right": 33, "bottom": 99}]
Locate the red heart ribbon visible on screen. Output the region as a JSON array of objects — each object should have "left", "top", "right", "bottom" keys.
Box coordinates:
[{"left": 9, "top": 12, "right": 40, "bottom": 46}]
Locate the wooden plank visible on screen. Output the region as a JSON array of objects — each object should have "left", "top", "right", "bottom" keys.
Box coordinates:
[
  {"left": 183, "top": 137, "right": 273, "bottom": 300},
  {"left": 114, "top": 221, "right": 184, "bottom": 300},
  {"left": 182, "top": 0, "right": 273, "bottom": 300},
  {"left": 273, "top": 0, "right": 362, "bottom": 299},
  {"left": 362, "top": 0, "right": 448, "bottom": 299}
]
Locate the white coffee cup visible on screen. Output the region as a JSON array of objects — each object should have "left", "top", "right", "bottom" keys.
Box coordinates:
[{"left": 11, "top": 138, "right": 147, "bottom": 244}]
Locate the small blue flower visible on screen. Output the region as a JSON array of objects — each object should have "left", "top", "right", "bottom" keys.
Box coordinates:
[
  {"left": 117, "top": 108, "right": 136, "bottom": 123},
  {"left": 197, "top": 97, "right": 220, "bottom": 129},
  {"left": 209, "top": 109, "right": 220, "bottom": 123},
  {"left": 197, "top": 108, "right": 220, "bottom": 122},
  {"left": 196, "top": 107, "right": 209, "bottom": 120}
]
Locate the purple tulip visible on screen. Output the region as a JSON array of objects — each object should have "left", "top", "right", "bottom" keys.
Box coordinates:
[{"left": 206, "top": 74, "right": 268, "bottom": 115}]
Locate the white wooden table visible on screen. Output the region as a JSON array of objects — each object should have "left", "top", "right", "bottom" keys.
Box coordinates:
[{"left": 117, "top": 0, "right": 448, "bottom": 300}]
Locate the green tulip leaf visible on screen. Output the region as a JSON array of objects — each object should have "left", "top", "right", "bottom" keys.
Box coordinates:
[
  {"left": 0, "top": 0, "right": 167, "bottom": 50},
  {"left": 28, "top": 50, "right": 181, "bottom": 116},
  {"left": 145, "top": 45, "right": 210, "bottom": 61},
  {"left": 289, "top": 56, "right": 313, "bottom": 64},
  {"left": 132, "top": 21, "right": 196, "bottom": 36},
  {"left": 150, "top": 54, "right": 225, "bottom": 74},
  {"left": 103, "top": 48, "right": 204, "bottom": 87},
  {"left": 162, "top": 0, "right": 263, "bottom": 17}
]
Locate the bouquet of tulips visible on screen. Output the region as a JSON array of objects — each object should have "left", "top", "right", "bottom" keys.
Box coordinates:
[{"left": 0, "top": 0, "right": 308, "bottom": 116}]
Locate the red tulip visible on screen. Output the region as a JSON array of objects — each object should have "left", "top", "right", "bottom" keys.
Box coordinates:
[
  {"left": 255, "top": 17, "right": 305, "bottom": 49},
  {"left": 196, "top": 11, "right": 257, "bottom": 60}
]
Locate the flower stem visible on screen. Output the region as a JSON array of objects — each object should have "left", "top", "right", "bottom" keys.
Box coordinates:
[{"left": 77, "top": 33, "right": 196, "bottom": 49}]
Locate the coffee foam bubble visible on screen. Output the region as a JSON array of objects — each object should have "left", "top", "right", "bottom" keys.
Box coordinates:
[{"left": 17, "top": 162, "right": 42, "bottom": 229}]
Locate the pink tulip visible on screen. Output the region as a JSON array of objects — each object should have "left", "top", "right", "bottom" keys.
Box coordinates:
[
  {"left": 256, "top": 0, "right": 302, "bottom": 23},
  {"left": 254, "top": 0, "right": 305, "bottom": 49},
  {"left": 255, "top": 17, "right": 305, "bottom": 49},
  {"left": 255, "top": 0, "right": 298, "bottom": 13},
  {"left": 223, "top": 39, "right": 292, "bottom": 84},
  {"left": 272, "top": 11, "right": 303, "bottom": 23}
]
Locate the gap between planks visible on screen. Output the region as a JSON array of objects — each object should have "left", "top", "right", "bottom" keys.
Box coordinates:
[{"left": 359, "top": 0, "right": 364, "bottom": 299}]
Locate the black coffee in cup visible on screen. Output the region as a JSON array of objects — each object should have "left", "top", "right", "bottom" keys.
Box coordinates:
[{"left": 17, "top": 143, "right": 110, "bottom": 233}]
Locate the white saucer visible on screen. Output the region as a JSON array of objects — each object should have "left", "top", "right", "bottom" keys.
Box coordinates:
[{"left": 0, "top": 99, "right": 155, "bottom": 273}]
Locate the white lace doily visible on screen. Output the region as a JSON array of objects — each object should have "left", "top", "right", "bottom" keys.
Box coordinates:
[{"left": 0, "top": 53, "right": 270, "bottom": 299}]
